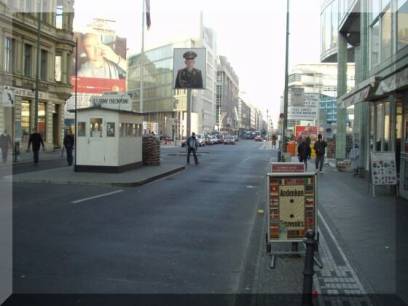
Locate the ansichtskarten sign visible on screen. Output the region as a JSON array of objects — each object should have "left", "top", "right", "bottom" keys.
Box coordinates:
[
  {"left": 267, "top": 173, "right": 317, "bottom": 242},
  {"left": 271, "top": 162, "right": 305, "bottom": 173}
]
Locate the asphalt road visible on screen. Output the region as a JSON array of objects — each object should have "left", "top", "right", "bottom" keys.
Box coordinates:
[{"left": 13, "top": 140, "right": 273, "bottom": 294}]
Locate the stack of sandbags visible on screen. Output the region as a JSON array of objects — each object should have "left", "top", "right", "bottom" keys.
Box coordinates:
[{"left": 143, "top": 136, "right": 160, "bottom": 166}]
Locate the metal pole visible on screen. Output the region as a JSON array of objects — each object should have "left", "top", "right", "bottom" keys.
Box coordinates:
[
  {"left": 74, "top": 37, "right": 78, "bottom": 172},
  {"left": 283, "top": 0, "right": 290, "bottom": 153},
  {"left": 139, "top": 0, "right": 145, "bottom": 114},
  {"left": 302, "top": 229, "right": 316, "bottom": 305},
  {"left": 187, "top": 89, "right": 192, "bottom": 138},
  {"left": 34, "top": 0, "right": 42, "bottom": 131}
]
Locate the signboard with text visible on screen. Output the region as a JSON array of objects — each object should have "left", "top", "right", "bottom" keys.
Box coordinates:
[
  {"left": 267, "top": 173, "right": 317, "bottom": 242},
  {"left": 271, "top": 162, "right": 305, "bottom": 173},
  {"left": 288, "top": 106, "right": 318, "bottom": 121},
  {"left": 371, "top": 152, "right": 397, "bottom": 186}
]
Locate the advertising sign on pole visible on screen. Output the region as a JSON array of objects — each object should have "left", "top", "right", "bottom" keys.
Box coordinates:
[
  {"left": 294, "top": 125, "right": 318, "bottom": 139},
  {"left": 267, "top": 173, "right": 317, "bottom": 243},
  {"left": 173, "top": 48, "right": 206, "bottom": 90}
]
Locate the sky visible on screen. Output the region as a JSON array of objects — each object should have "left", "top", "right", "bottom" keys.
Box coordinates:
[{"left": 73, "top": 0, "right": 322, "bottom": 125}]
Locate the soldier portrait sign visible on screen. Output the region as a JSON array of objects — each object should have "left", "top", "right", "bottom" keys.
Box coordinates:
[
  {"left": 173, "top": 48, "right": 206, "bottom": 89},
  {"left": 267, "top": 173, "right": 317, "bottom": 242}
]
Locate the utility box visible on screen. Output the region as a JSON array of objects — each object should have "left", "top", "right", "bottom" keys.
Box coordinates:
[{"left": 75, "top": 105, "right": 143, "bottom": 172}]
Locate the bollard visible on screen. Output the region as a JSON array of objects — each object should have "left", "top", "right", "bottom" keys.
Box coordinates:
[{"left": 302, "top": 229, "right": 316, "bottom": 305}]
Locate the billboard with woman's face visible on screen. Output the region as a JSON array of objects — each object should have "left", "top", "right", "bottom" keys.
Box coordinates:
[
  {"left": 173, "top": 48, "right": 206, "bottom": 90},
  {"left": 71, "top": 31, "right": 127, "bottom": 94}
]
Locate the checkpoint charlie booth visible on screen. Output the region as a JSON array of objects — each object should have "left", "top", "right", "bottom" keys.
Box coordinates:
[{"left": 75, "top": 94, "right": 143, "bottom": 172}]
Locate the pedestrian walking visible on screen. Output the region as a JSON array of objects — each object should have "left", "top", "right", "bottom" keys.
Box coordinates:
[
  {"left": 350, "top": 143, "right": 360, "bottom": 176},
  {"left": 314, "top": 134, "right": 327, "bottom": 173},
  {"left": 63, "top": 129, "right": 75, "bottom": 166},
  {"left": 186, "top": 132, "right": 199, "bottom": 165},
  {"left": 272, "top": 134, "right": 277, "bottom": 149},
  {"left": 27, "top": 128, "right": 45, "bottom": 164},
  {"left": 298, "top": 137, "right": 311, "bottom": 171},
  {"left": 0, "top": 130, "right": 12, "bottom": 163}
]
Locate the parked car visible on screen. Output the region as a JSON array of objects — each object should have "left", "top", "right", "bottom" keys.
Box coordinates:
[
  {"left": 224, "top": 136, "right": 236, "bottom": 145},
  {"left": 254, "top": 135, "right": 263, "bottom": 142},
  {"left": 209, "top": 136, "right": 218, "bottom": 145},
  {"left": 196, "top": 135, "right": 206, "bottom": 147}
]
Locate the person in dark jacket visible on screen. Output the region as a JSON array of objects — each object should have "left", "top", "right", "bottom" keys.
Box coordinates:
[
  {"left": 314, "top": 134, "right": 327, "bottom": 172},
  {"left": 0, "top": 130, "right": 12, "bottom": 163},
  {"left": 27, "top": 128, "right": 45, "bottom": 164},
  {"left": 63, "top": 129, "right": 75, "bottom": 166},
  {"left": 298, "top": 137, "right": 311, "bottom": 170},
  {"left": 186, "top": 132, "right": 199, "bottom": 165}
]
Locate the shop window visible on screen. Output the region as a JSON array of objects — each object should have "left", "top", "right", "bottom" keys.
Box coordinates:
[
  {"left": 78, "top": 122, "right": 86, "bottom": 137},
  {"left": 90, "top": 118, "right": 103, "bottom": 137},
  {"left": 383, "top": 102, "right": 391, "bottom": 151},
  {"left": 398, "top": 0, "right": 408, "bottom": 50},
  {"left": 107, "top": 122, "right": 115, "bottom": 137},
  {"left": 376, "top": 103, "right": 384, "bottom": 151},
  {"left": 38, "top": 102, "right": 46, "bottom": 140},
  {"left": 21, "top": 100, "right": 31, "bottom": 142}
]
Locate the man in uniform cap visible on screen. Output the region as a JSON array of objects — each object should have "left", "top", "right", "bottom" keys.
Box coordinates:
[{"left": 175, "top": 51, "right": 203, "bottom": 89}]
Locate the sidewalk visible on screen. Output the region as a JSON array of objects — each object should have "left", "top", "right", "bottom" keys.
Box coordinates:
[
  {"left": 244, "top": 157, "right": 408, "bottom": 306},
  {"left": 6, "top": 162, "right": 185, "bottom": 187}
]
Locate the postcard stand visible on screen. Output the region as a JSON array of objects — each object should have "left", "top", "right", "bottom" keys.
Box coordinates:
[{"left": 265, "top": 172, "right": 321, "bottom": 269}]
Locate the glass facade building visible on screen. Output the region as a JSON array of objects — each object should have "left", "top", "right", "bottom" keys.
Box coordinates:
[{"left": 322, "top": 0, "right": 408, "bottom": 199}]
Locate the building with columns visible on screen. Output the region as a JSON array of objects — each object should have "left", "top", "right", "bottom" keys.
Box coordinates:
[
  {"left": 321, "top": 0, "right": 408, "bottom": 198},
  {"left": 0, "top": 0, "right": 74, "bottom": 151}
]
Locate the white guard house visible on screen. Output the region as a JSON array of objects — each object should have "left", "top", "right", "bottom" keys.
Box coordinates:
[{"left": 75, "top": 93, "right": 144, "bottom": 172}]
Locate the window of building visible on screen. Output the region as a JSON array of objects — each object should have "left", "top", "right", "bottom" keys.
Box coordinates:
[
  {"left": 107, "top": 122, "right": 115, "bottom": 137},
  {"left": 369, "top": 0, "right": 392, "bottom": 68},
  {"left": 41, "top": 50, "right": 48, "bottom": 80},
  {"left": 90, "top": 118, "right": 103, "bottom": 137},
  {"left": 370, "top": 20, "right": 381, "bottom": 68},
  {"left": 24, "top": 44, "right": 32, "bottom": 77},
  {"left": 78, "top": 122, "right": 86, "bottom": 137},
  {"left": 55, "top": 55, "right": 62, "bottom": 81},
  {"left": 56, "top": 0, "right": 64, "bottom": 29},
  {"left": 397, "top": 0, "right": 408, "bottom": 50},
  {"left": 4, "top": 37, "right": 14, "bottom": 73},
  {"left": 381, "top": 8, "right": 392, "bottom": 61}
]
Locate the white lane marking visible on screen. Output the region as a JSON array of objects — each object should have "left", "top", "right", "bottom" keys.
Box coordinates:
[
  {"left": 72, "top": 190, "right": 124, "bottom": 204},
  {"left": 318, "top": 210, "right": 367, "bottom": 294}
]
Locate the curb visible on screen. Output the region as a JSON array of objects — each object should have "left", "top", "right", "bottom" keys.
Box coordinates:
[{"left": 10, "top": 165, "right": 186, "bottom": 187}]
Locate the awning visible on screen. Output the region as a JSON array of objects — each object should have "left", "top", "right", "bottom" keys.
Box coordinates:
[
  {"left": 341, "top": 85, "right": 373, "bottom": 108},
  {"left": 375, "top": 65, "right": 408, "bottom": 96}
]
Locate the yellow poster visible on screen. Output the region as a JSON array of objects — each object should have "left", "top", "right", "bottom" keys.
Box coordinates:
[{"left": 279, "top": 185, "right": 305, "bottom": 230}]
